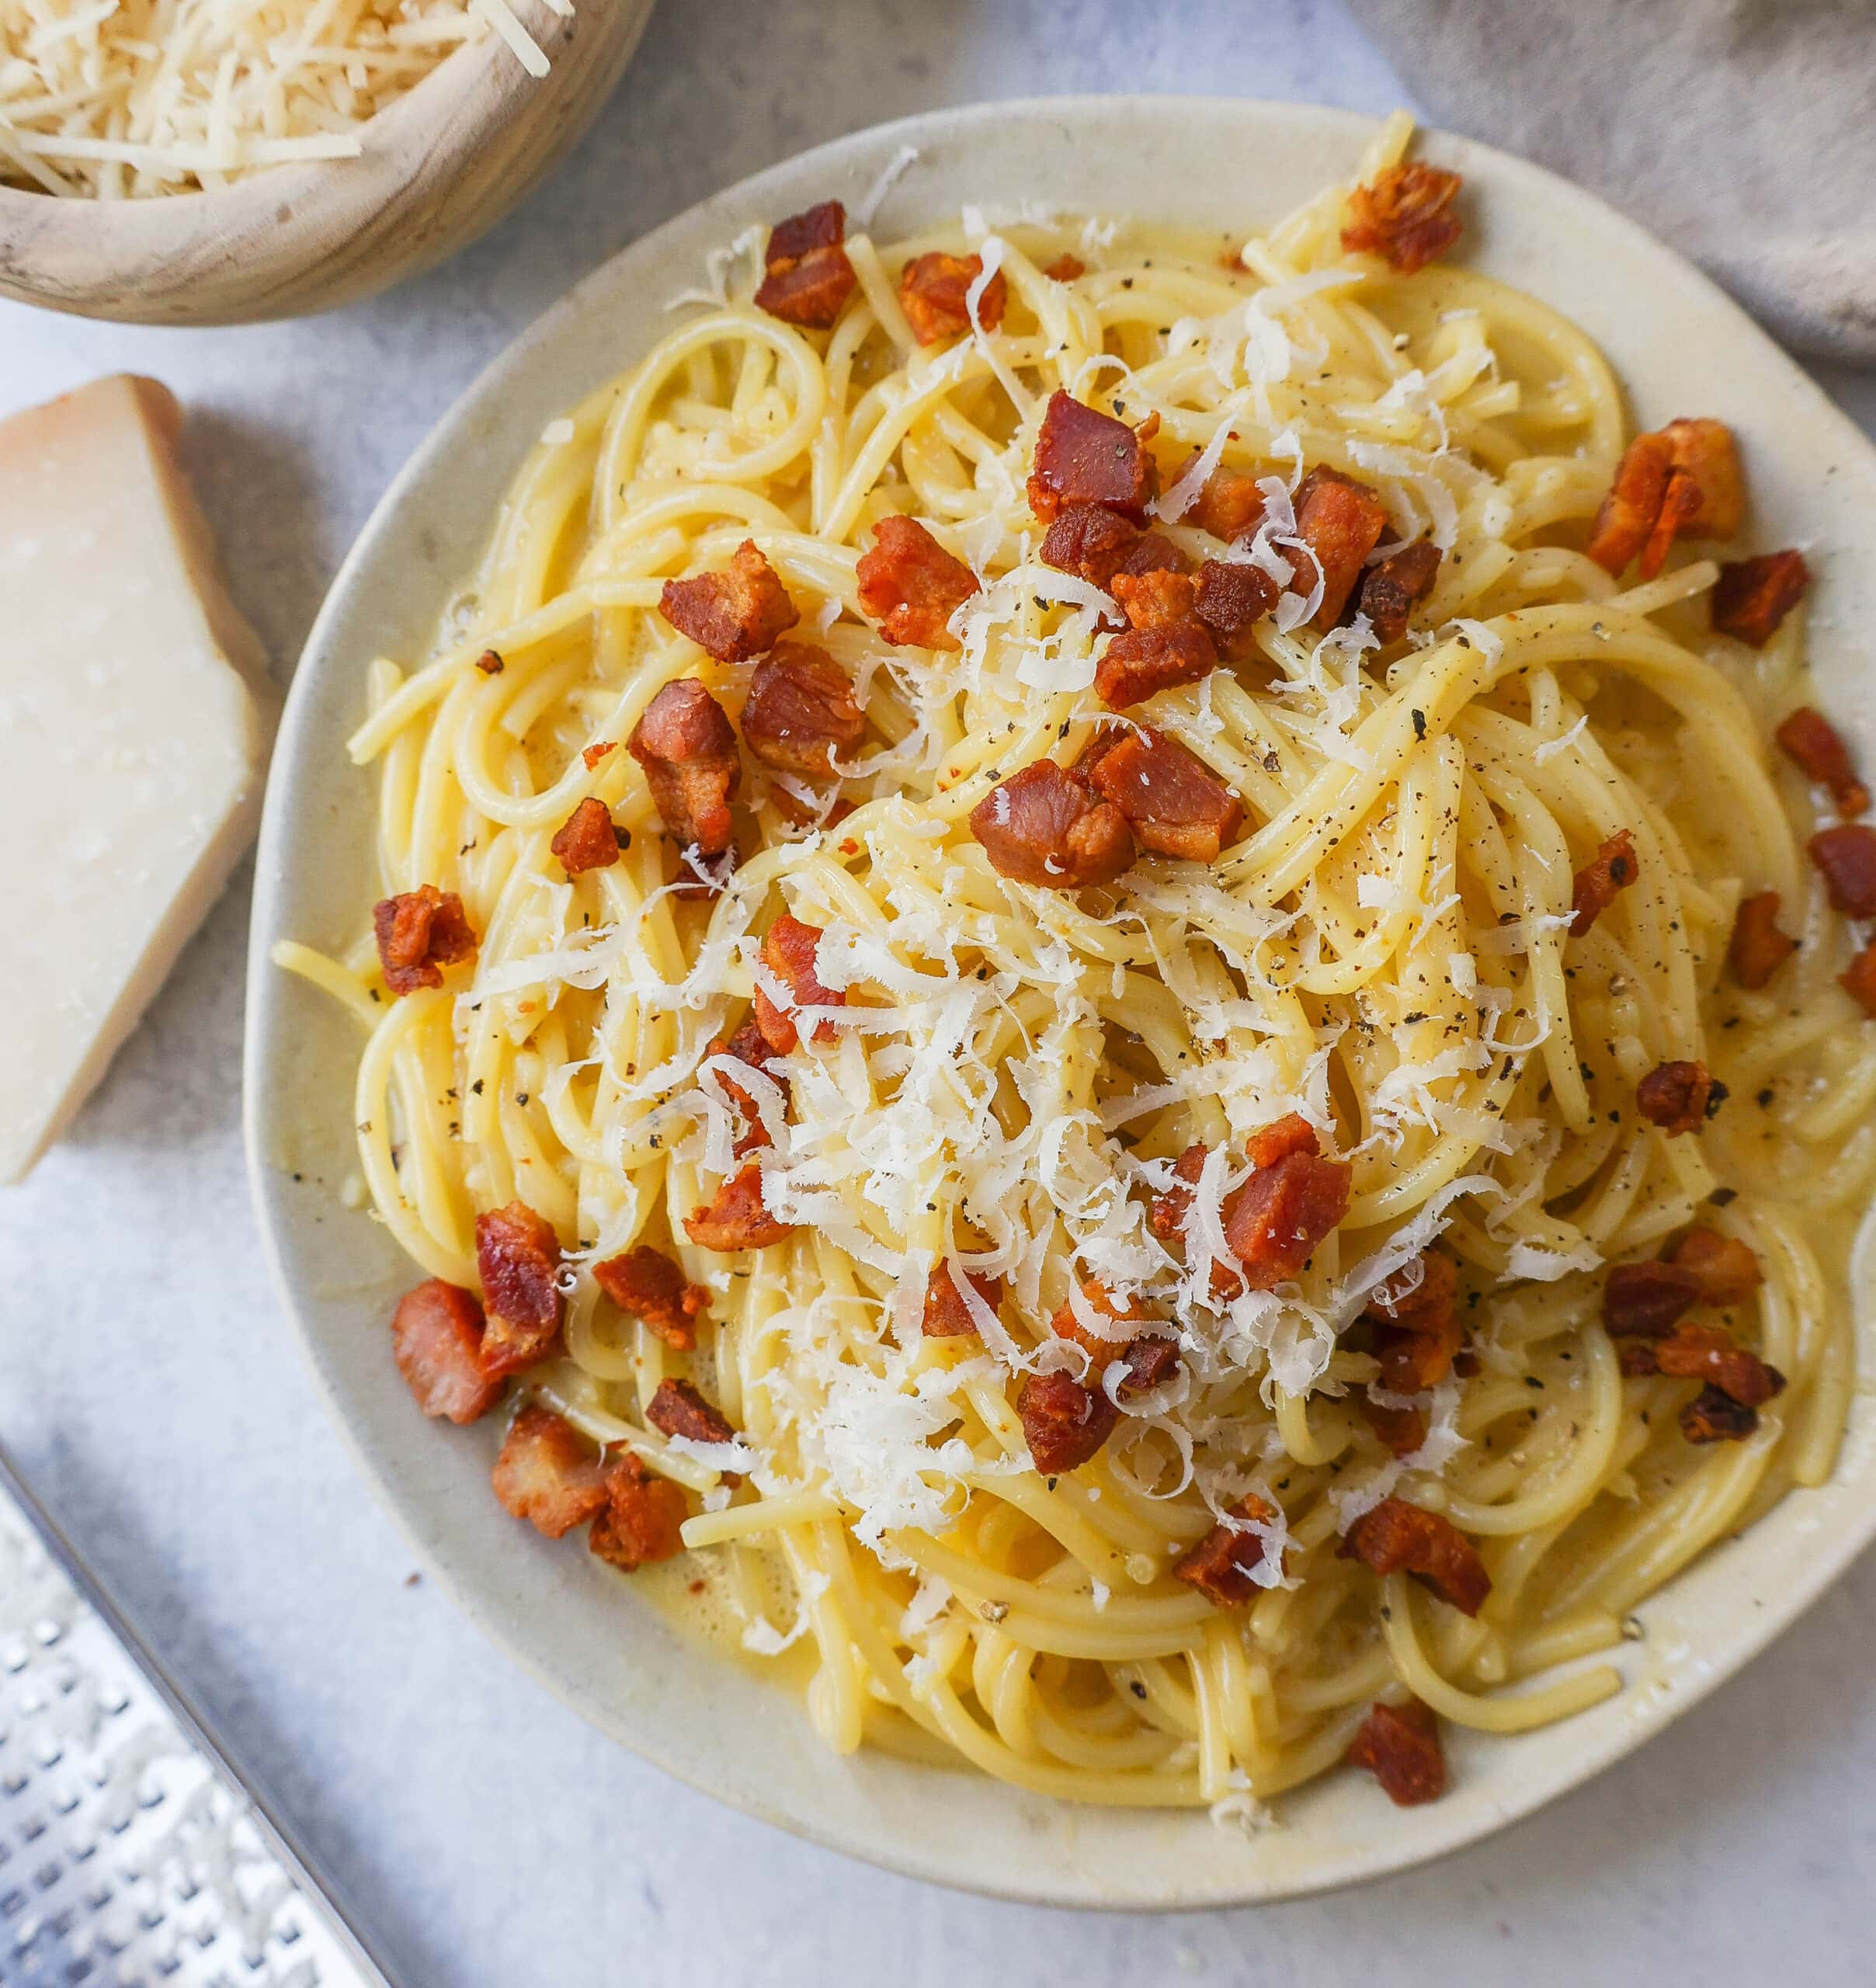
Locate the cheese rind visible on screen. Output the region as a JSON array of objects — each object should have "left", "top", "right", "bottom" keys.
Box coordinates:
[{"left": 0, "top": 375, "right": 276, "bottom": 1183}]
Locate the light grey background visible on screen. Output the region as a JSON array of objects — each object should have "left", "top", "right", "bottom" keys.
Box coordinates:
[{"left": 3, "top": 3, "right": 1873, "bottom": 1983}]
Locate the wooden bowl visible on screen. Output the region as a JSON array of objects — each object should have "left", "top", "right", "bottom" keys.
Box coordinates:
[{"left": 0, "top": 0, "right": 654, "bottom": 326}]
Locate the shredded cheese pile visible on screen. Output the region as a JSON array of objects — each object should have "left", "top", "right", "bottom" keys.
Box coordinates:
[{"left": 0, "top": 0, "right": 563, "bottom": 196}]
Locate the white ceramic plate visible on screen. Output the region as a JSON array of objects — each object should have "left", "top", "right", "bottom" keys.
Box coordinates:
[{"left": 244, "top": 97, "right": 1876, "bottom": 1907}]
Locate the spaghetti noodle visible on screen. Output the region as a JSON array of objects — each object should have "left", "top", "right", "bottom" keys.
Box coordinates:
[{"left": 281, "top": 114, "right": 1868, "bottom": 1815}]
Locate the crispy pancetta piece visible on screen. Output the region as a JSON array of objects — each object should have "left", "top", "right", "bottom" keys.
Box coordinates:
[
  {"left": 1040, "top": 502, "right": 1144, "bottom": 589},
  {"left": 1179, "top": 461, "right": 1266, "bottom": 543},
  {"left": 1346, "top": 1698, "right": 1447, "bottom": 1806},
  {"left": 1777, "top": 705, "right": 1868, "bottom": 818},
  {"left": 589, "top": 1451, "right": 690, "bottom": 1570},
  {"left": 1149, "top": 1142, "right": 1207, "bottom": 1249},
  {"left": 1049, "top": 1278, "right": 1179, "bottom": 1399},
  {"left": 1367, "top": 1249, "right": 1462, "bottom": 1394},
  {"left": 1661, "top": 419, "right": 1745, "bottom": 540},
  {"left": 1016, "top": 1369, "right": 1118, "bottom": 1475},
  {"left": 1085, "top": 726, "right": 1244, "bottom": 862},
  {"left": 1246, "top": 1113, "right": 1318, "bottom": 1168},
  {"left": 897, "top": 251, "right": 1006, "bottom": 343},
  {"left": 1671, "top": 1225, "right": 1763, "bottom": 1305},
  {"left": 1712, "top": 550, "right": 1810, "bottom": 647},
  {"left": 1652, "top": 1320, "right": 1785, "bottom": 1408},
  {"left": 475, "top": 1204, "right": 564, "bottom": 1378},
  {"left": 1680, "top": 1384, "right": 1763, "bottom": 1444},
  {"left": 1115, "top": 533, "right": 1192, "bottom": 582},
  {"left": 1112, "top": 566, "right": 1197, "bottom": 631},
  {"left": 1356, "top": 539, "right": 1443, "bottom": 643},
  {"left": 1340, "top": 161, "right": 1463, "bottom": 274},
  {"left": 660, "top": 540, "right": 799, "bottom": 664},
  {"left": 372, "top": 885, "right": 477, "bottom": 996},
  {"left": 753, "top": 912, "right": 843, "bottom": 1053},
  {"left": 1291, "top": 467, "right": 1388, "bottom": 627},
  {"left": 391, "top": 1278, "right": 501, "bottom": 1423},
  {"left": 1603, "top": 1260, "right": 1703, "bottom": 1339},
  {"left": 646, "top": 1377, "right": 738, "bottom": 1451},
  {"left": 1174, "top": 1494, "right": 1279, "bottom": 1607},
  {"left": 683, "top": 1160, "right": 794, "bottom": 1251},
  {"left": 1810, "top": 824, "right": 1876, "bottom": 916},
  {"left": 627, "top": 678, "right": 741, "bottom": 855},
  {"left": 492, "top": 1406, "right": 608, "bottom": 1538},
  {"left": 1636, "top": 1058, "right": 1724, "bottom": 1135},
  {"left": 1360, "top": 1396, "right": 1429, "bottom": 1458},
  {"left": 1027, "top": 389, "right": 1158, "bottom": 525},
  {"left": 1589, "top": 420, "right": 1743, "bottom": 578},
  {"left": 550, "top": 796, "right": 621, "bottom": 876},
  {"left": 1728, "top": 889, "right": 1798, "bottom": 989},
  {"left": 1192, "top": 558, "right": 1278, "bottom": 656},
  {"left": 1569, "top": 829, "right": 1638, "bottom": 938},
  {"left": 969, "top": 760, "right": 1135, "bottom": 888},
  {"left": 1221, "top": 1117, "right": 1352, "bottom": 1289},
  {"left": 1094, "top": 621, "right": 1219, "bottom": 708},
  {"left": 754, "top": 200, "right": 856, "bottom": 328},
  {"left": 592, "top": 1245, "right": 707, "bottom": 1351},
  {"left": 1843, "top": 940, "right": 1876, "bottom": 1017},
  {"left": 856, "top": 515, "right": 978, "bottom": 649},
  {"left": 1043, "top": 252, "right": 1086, "bottom": 282},
  {"left": 707, "top": 1017, "right": 790, "bottom": 1153},
  {"left": 922, "top": 1263, "right": 1003, "bottom": 1338},
  {"left": 1339, "top": 1496, "right": 1490, "bottom": 1616},
  {"left": 1586, "top": 432, "right": 1673, "bottom": 575},
  {"left": 742, "top": 641, "right": 866, "bottom": 777}
]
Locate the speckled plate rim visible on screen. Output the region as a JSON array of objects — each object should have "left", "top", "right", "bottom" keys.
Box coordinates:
[{"left": 244, "top": 96, "right": 1876, "bottom": 1910}]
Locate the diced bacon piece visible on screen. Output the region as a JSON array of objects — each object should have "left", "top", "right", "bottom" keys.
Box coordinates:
[
  {"left": 589, "top": 1451, "right": 689, "bottom": 1570},
  {"left": 1179, "top": 459, "right": 1266, "bottom": 542},
  {"left": 1619, "top": 1340, "right": 1663, "bottom": 1378},
  {"left": 1346, "top": 1698, "right": 1447, "bottom": 1806},
  {"left": 593, "top": 1246, "right": 707, "bottom": 1351},
  {"left": 1221, "top": 1140, "right": 1353, "bottom": 1290},
  {"left": 1112, "top": 566, "right": 1197, "bottom": 632},
  {"left": 969, "top": 759, "right": 1135, "bottom": 889},
  {"left": 475, "top": 649, "right": 503, "bottom": 675},
  {"left": 1569, "top": 829, "right": 1638, "bottom": 937},
  {"left": 550, "top": 796, "right": 621, "bottom": 876},
  {"left": 898, "top": 251, "right": 1006, "bottom": 343},
  {"left": 391, "top": 1278, "right": 500, "bottom": 1423},
  {"left": 1652, "top": 1321, "right": 1785, "bottom": 1408},
  {"left": 1027, "top": 389, "right": 1158, "bottom": 526},
  {"left": 1086, "top": 726, "right": 1244, "bottom": 862},
  {"left": 646, "top": 1376, "right": 738, "bottom": 1449},
  {"left": 1118, "top": 1336, "right": 1181, "bottom": 1396},
  {"left": 1113, "top": 533, "right": 1192, "bottom": 582},
  {"left": 1095, "top": 621, "right": 1219, "bottom": 708},
  {"left": 1040, "top": 503, "right": 1141, "bottom": 589},
  {"left": 856, "top": 515, "right": 978, "bottom": 649},
  {"left": 708, "top": 1017, "right": 790, "bottom": 1152},
  {"left": 1728, "top": 890, "right": 1797, "bottom": 990},
  {"left": 1367, "top": 1248, "right": 1458, "bottom": 1333},
  {"left": 1843, "top": 940, "right": 1876, "bottom": 1017},
  {"left": 1243, "top": 1114, "right": 1315, "bottom": 1169},
  {"left": 1357, "top": 539, "right": 1443, "bottom": 643},
  {"left": 753, "top": 913, "right": 842, "bottom": 1052},
  {"left": 1360, "top": 1395, "right": 1428, "bottom": 1458},
  {"left": 1680, "top": 1385, "right": 1763, "bottom": 1444},
  {"left": 582, "top": 740, "right": 617, "bottom": 770},
  {"left": 660, "top": 540, "right": 798, "bottom": 664},
  {"left": 1669, "top": 1227, "right": 1762, "bottom": 1305},
  {"left": 1291, "top": 468, "right": 1388, "bottom": 627},
  {"left": 1016, "top": 1369, "right": 1118, "bottom": 1475},
  {"left": 1369, "top": 1252, "right": 1462, "bottom": 1392},
  {"left": 1149, "top": 1142, "right": 1207, "bottom": 1248},
  {"left": 1636, "top": 1058, "right": 1724, "bottom": 1135},
  {"left": 754, "top": 200, "right": 857, "bottom": 328},
  {"left": 684, "top": 1161, "right": 794, "bottom": 1251},
  {"left": 475, "top": 1202, "right": 565, "bottom": 1377},
  {"left": 1173, "top": 1494, "right": 1278, "bottom": 1607},
  {"left": 1340, "top": 162, "right": 1464, "bottom": 274},
  {"left": 1603, "top": 1260, "right": 1702, "bottom": 1338},
  {"left": 1810, "top": 824, "right": 1876, "bottom": 916},
  {"left": 492, "top": 1406, "right": 607, "bottom": 1538},
  {"left": 1193, "top": 558, "right": 1278, "bottom": 657},
  {"left": 1777, "top": 706, "right": 1868, "bottom": 818},
  {"left": 627, "top": 678, "right": 741, "bottom": 855},
  {"left": 1376, "top": 1315, "right": 1462, "bottom": 1394},
  {"left": 1339, "top": 1496, "right": 1490, "bottom": 1616},
  {"left": 372, "top": 885, "right": 477, "bottom": 996},
  {"left": 1050, "top": 1280, "right": 1181, "bottom": 1401},
  {"left": 1713, "top": 551, "right": 1810, "bottom": 647},
  {"left": 1662, "top": 419, "right": 1745, "bottom": 540},
  {"left": 1638, "top": 467, "right": 1703, "bottom": 582},
  {"left": 742, "top": 641, "right": 866, "bottom": 779},
  {"left": 1586, "top": 432, "right": 1673, "bottom": 574},
  {"left": 1044, "top": 252, "right": 1086, "bottom": 282},
  {"left": 922, "top": 1263, "right": 1003, "bottom": 1338}
]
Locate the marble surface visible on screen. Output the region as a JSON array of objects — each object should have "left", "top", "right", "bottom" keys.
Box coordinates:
[{"left": 3, "top": 3, "right": 1874, "bottom": 1982}]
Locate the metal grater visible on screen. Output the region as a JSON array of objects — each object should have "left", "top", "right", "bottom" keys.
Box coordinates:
[{"left": 0, "top": 1446, "right": 404, "bottom": 1988}]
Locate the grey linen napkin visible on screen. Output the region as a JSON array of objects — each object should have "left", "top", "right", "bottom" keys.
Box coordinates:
[{"left": 1345, "top": 0, "right": 1876, "bottom": 364}]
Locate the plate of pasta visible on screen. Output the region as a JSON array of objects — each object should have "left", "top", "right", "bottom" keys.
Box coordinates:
[{"left": 246, "top": 97, "right": 1876, "bottom": 1903}]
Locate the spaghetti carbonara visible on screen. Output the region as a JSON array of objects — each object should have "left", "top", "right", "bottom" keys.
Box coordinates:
[{"left": 280, "top": 113, "right": 1870, "bottom": 1816}]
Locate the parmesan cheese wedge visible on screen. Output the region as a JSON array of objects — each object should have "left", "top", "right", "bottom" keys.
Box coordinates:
[{"left": 0, "top": 377, "right": 276, "bottom": 1183}]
